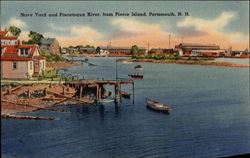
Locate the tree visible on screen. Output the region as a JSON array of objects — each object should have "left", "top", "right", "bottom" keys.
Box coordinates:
[
  {"left": 84, "top": 45, "right": 94, "bottom": 48},
  {"left": 28, "top": 31, "right": 44, "bottom": 45},
  {"left": 9, "top": 26, "right": 21, "bottom": 36},
  {"left": 131, "top": 45, "right": 139, "bottom": 57}
]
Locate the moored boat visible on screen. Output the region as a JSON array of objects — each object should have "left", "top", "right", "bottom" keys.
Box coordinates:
[
  {"left": 134, "top": 65, "right": 142, "bottom": 70},
  {"left": 120, "top": 91, "right": 131, "bottom": 99},
  {"left": 128, "top": 74, "right": 143, "bottom": 79},
  {"left": 146, "top": 99, "right": 172, "bottom": 113}
]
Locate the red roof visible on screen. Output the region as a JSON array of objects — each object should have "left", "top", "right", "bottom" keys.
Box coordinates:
[
  {"left": 1, "top": 56, "right": 34, "bottom": 61},
  {"left": 2, "top": 46, "right": 19, "bottom": 56},
  {"left": 19, "top": 45, "right": 38, "bottom": 56},
  {"left": 0, "top": 30, "right": 8, "bottom": 37},
  {"left": 1, "top": 36, "right": 18, "bottom": 40},
  {"left": 33, "top": 56, "right": 45, "bottom": 60}
]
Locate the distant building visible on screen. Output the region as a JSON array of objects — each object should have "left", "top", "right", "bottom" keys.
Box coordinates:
[
  {"left": 231, "top": 50, "right": 250, "bottom": 58},
  {"left": 66, "top": 47, "right": 78, "bottom": 54},
  {"left": 97, "top": 46, "right": 146, "bottom": 55},
  {"left": 40, "top": 38, "right": 60, "bottom": 55},
  {"left": 148, "top": 48, "right": 178, "bottom": 55},
  {"left": 78, "top": 47, "right": 96, "bottom": 54},
  {"left": 1, "top": 30, "right": 46, "bottom": 79},
  {"left": 175, "top": 43, "right": 222, "bottom": 57}
]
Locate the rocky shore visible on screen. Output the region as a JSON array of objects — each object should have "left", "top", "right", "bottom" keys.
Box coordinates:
[{"left": 46, "top": 62, "right": 81, "bottom": 70}]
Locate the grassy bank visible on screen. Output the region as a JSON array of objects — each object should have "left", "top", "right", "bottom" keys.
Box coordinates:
[{"left": 123, "top": 58, "right": 249, "bottom": 68}]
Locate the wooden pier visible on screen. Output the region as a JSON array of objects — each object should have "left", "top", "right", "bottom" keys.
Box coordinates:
[{"left": 65, "top": 80, "right": 134, "bottom": 103}]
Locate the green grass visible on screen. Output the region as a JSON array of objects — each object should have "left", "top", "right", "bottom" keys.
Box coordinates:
[
  {"left": 40, "top": 50, "right": 67, "bottom": 62},
  {"left": 132, "top": 54, "right": 180, "bottom": 60}
]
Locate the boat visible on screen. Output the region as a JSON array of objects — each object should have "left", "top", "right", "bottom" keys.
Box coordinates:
[
  {"left": 128, "top": 74, "right": 143, "bottom": 79},
  {"left": 146, "top": 99, "right": 172, "bottom": 113},
  {"left": 98, "top": 99, "right": 114, "bottom": 103},
  {"left": 103, "top": 91, "right": 111, "bottom": 98},
  {"left": 120, "top": 91, "right": 131, "bottom": 99},
  {"left": 134, "top": 65, "right": 142, "bottom": 70},
  {"left": 121, "top": 60, "right": 133, "bottom": 64}
]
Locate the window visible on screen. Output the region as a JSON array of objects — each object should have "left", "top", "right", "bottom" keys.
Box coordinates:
[
  {"left": 20, "top": 49, "right": 24, "bottom": 55},
  {"left": 11, "top": 62, "right": 17, "bottom": 69},
  {"left": 20, "top": 48, "right": 29, "bottom": 55},
  {"left": 30, "top": 62, "right": 33, "bottom": 70}
]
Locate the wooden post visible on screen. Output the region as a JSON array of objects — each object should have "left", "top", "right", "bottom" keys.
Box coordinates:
[
  {"left": 27, "top": 88, "right": 30, "bottom": 97},
  {"left": 7, "top": 86, "right": 11, "bottom": 95},
  {"left": 44, "top": 88, "right": 47, "bottom": 97},
  {"left": 98, "top": 85, "right": 102, "bottom": 100},
  {"left": 96, "top": 84, "right": 99, "bottom": 101},
  {"left": 119, "top": 84, "right": 122, "bottom": 103},
  {"left": 79, "top": 86, "right": 83, "bottom": 98},
  {"left": 62, "top": 86, "right": 65, "bottom": 95},
  {"left": 114, "top": 84, "right": 119, "bottom": 103},
  {"left": 132, "top": 82, "right": 134, "bottom": 104}
]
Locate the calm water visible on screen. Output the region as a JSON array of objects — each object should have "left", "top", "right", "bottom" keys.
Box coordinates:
[
  {"left": 2, "top": 58, "right": 250, "bottom": 158},
  {"left": 213, "top": 58, "right": 249, "bottom": 65}
]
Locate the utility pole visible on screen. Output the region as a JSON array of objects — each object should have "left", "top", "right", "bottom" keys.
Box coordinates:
[{"left": 169, "top": 34, "right": 171, "bottom": 49}]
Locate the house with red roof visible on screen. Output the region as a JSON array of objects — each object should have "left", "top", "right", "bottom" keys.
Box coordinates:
[{"left": 1, "top": 29, "right": 46, "bottom": 79}]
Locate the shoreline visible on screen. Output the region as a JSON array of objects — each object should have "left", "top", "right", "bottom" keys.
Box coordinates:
[
  {"left": 121, "top": 59, "right": 250, "bottom": 68},
  {"left": 46, "top": 62, "right": 81, "bottom": 70}
]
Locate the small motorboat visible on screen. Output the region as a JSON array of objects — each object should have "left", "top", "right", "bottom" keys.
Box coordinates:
[
  {"left": 146, "top": 99, "right": 172, "bottom": 113},
  {"left": 128, "top": 74, "right": 143, "bottom": 79},
  {"left": 134, "top": 65, "right": 142, "bottom": 70},
  {"left": 120, "top": 91, "right": 131, "bottom": 99}
]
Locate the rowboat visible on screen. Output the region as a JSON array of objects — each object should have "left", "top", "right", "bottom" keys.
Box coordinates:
[
  {"left": 98, "top": 99, "right": 114, "bottom": 103},
  {"left": 120, "top": 91, "right": 131, "bottom": 99},
  {"left": 146, "top": 99, "right": 171, "bottom": 113},
  {"left": 128, "top": 74, "right": 143, "bottom": 79},
  {"left": 134, "top": 65, "right": 142, "bottom": 70}
]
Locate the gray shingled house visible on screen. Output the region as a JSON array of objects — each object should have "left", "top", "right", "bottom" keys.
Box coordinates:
[{"left": 40, "top": 38, "right": 60, "bottom": 55}]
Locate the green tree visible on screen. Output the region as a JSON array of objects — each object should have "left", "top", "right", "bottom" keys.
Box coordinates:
[
  {"left": 84, "top": 45, "right": 94, "bottom": 48},
  {"left": 9, "top": 26, "right": 21, "bottom": 36},
  {"left": 131, "top": 45, "right": 139, "bottom": 57},
  {"left": 28, "top": 31, "right": 44, "bottom": 45}
]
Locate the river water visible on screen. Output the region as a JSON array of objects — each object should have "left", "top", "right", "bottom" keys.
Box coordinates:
[{"left": 2, "top": 58, "right": 250, "bottom": 158}]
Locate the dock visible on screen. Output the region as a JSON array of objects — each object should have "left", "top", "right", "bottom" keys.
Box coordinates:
[{"left": 65, "top": 80, "right": 134, "bottom": 103}]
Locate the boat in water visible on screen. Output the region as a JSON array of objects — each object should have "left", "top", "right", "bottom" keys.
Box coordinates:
[
  {"left": 121, "top": 60, "right": 133, "bottom": 64},
  {"left": 120, "top": 91, "right": 131, "bottom": 99},
  {"left": 134, "top": 65, "right": 142, "bottom": 70},
  {"left": 128, "top": 74, "right": 143, "bottom": 79},
  {"left": 146, "top": 99, "right": 172, "bottom": 113},
  {"left": 98, "top": 99, "right": 114, "bottom": 103}
]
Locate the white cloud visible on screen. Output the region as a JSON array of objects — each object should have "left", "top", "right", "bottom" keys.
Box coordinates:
[
  {"left": 176, "top": 11, "right": 249, "bottom": 42},
  {"left": 177, "top": 11, "right": 236, "bottom": 32},
  {"left": 8, "top": 17, "right": 27, "bottom": 28},
  {"left": 47, "top": 23, "right": 102, "bottom": 40},
  {"left": 111, "top": 18, "right": 166, "bottom": 34},
  {"left": 48, "top": 23, "right": 66, "bottom": 32},
  {"left": 69, "top": 25, "right": 102, "bottom": 39}
]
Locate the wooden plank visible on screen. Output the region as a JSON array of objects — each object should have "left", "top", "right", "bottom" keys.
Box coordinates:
[
  {"left": 47, "top": 90, "right": 94, "bottom": 104},
  {"left": 1, "top": 114, "right": 56, "bottom": 120}
]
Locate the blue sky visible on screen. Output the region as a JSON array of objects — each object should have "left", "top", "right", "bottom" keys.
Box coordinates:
[{"left": 1, "top": 1, "right": 249, "bottom": 50}]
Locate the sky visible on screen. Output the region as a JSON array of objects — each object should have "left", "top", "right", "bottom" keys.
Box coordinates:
[{"left": 1, "top": 1, "right": 249, "bottom": 50}]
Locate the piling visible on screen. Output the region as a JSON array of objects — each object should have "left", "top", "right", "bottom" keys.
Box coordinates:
[
  {"left": 132, "top": 82, "right": 135, "bottom": 104},
  {"left": 79, "top": 86, "right": 83, "bottom": 98},
  {"left": 114, "top": 84, "right": 120, "bottom": 103},
  {"left": 44, "top": 88, "right": 47, "bottom": 96}
]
